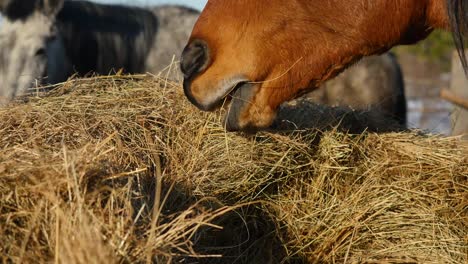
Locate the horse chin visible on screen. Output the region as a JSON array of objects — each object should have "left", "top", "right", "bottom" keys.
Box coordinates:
[{"left": 223, "top": 82, "right": 259, "bottom": 132}]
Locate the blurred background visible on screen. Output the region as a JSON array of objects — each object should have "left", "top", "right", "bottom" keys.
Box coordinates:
[
  {"left": 393, "top": 29, "right": 454, "bottom": 136},
  {"left": 0, "top": 0, "right": 459, "bottom": 135},
  {"left": 94, "top": 0, "right": 206, "bottom": 10}
]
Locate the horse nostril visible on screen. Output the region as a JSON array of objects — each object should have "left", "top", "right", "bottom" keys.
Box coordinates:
[
  {"left": 180, "top": 39, "right": 210, "bottom": 79},
  {"left": 35, "top": 48, "right": 46, "bottom": 57}
]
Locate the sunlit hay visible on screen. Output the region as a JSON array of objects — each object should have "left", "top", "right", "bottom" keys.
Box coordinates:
[{"left": 0, "top": 75, "right": 466, "bottom": 263}]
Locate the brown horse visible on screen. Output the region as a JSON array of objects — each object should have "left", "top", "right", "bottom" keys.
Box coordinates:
[{"left": 180, "top": 0, "right": 466, "bottom": 131}]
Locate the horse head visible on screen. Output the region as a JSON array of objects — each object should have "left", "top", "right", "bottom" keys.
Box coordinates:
[
  {"left": 0, "top": 0, "right": 68, "bottom": 104},
  {"left": 181, "top": 0, "right": 454, "bottom": 131}
]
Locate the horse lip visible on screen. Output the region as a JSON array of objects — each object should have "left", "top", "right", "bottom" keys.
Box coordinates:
[
  {"left": 183, "top": 78, "right": 211, "bottom": 110},
  {"left": 224, "top": 82, "right": 256, "bottom": 131},
  {"left": 182, "top": 78, "right": 255, "bottom": 131},
  {"left": 183, "top": 77, "right": 249, "bottom": 112}
]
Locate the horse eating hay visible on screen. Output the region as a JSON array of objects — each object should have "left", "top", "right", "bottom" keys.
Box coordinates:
[
  {"left": 180, "top": 0, "right": 466, "bottom": 131},
  {"left": 0, "top": 0, "right": 199, "bottom": 104}
]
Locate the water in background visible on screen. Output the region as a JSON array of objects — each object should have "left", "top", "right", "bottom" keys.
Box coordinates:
[
  {"left": 404, "top": 72, "right": 453, "bottom": 136},
  {"left": 92, "top": 0, "right": 206, "bottom": 10},
  {"left": 407, "top": 98, "right": 452, "bottom": 135}
]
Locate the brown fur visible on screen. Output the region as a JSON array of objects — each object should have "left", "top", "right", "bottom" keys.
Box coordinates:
[{"left": 182, "top": 0, "right": 453, "bottom": 131}]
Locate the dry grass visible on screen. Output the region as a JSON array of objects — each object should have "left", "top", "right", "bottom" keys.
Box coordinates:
[{"left": 0, "top": 75, "right": 466, "bottom": 263}]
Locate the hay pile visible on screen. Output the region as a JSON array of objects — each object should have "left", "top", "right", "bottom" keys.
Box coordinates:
[{"left": 0, "top": 75, "right": 467, "bottom": 263}]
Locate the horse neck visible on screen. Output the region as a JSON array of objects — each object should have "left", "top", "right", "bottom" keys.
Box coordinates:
[
  {"left": 56, "top": 1, "right": 158, "bottom": 75},
  {"left": 361, "top": 0, "right": 448, "bottom": 47},
  {"left": 426, "top": 0, "right": 450, "bottom": 29},
  {"left": 46, "top": 35, "right": 72, "bottom": 84}
]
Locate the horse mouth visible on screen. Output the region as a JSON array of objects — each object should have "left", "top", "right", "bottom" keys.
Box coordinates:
[
  {"left": 183, "top": 78, "right": 256, "bottom": 131},
  {"left": 211, "top": 80, "right": 249, "bottom": 112},
  {"left": 224, "top": 82, "right": 256, "bottom": 131}
]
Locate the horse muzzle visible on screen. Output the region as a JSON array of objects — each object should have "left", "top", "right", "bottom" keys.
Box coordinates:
[
  {"left": 180, "top": 39, "right": 267, "bottom": 131},
  {"left": 183, "top": 76, "right": 258, "bottom": 131}
]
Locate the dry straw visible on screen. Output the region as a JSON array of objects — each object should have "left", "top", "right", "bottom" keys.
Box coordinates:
[{"left": 0, "top": 75, "right": 466, "bottom": 263}]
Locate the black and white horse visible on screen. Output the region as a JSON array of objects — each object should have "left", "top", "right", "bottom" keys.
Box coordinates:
[{"left": 0, "top": 0, "right": 199, "bottom": 104}]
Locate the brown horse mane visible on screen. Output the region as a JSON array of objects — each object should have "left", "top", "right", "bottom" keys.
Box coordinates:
[{"left": 447, "top": 0, "right": 468, "bottom": 73}]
